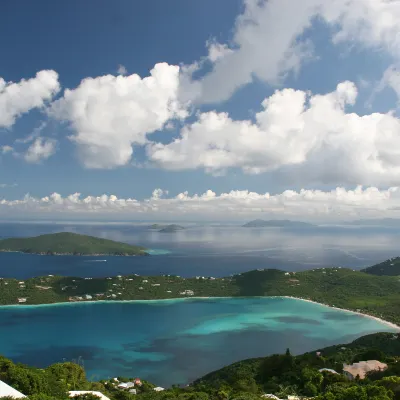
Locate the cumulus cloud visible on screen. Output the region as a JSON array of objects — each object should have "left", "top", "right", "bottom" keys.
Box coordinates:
[
  {"left": 149, "top": 81, "right": 400, "bottom": 186},
  {"left": 0, "top": 70, "right": 60, "bottom": 128},
  {"left": 1, "top": 186, "right": 400, "bottom": 221},
  {"left": 181, "top": 0, "right": 400, "bottom": 104},
  {"left": 50, "top": 63, "right": 187, "bottom": 169},
  {"left": 24, "top": 137, "right": 57, "bottom": 163}
]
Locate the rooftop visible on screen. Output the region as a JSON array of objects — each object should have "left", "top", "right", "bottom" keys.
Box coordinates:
[{"left": 0, "top": 379, "right": 26, "bottom": 398}]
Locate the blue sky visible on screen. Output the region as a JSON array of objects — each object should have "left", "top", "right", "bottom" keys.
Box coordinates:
[{"left": 2, "top": 0, "right": 400, "bottom": 221}]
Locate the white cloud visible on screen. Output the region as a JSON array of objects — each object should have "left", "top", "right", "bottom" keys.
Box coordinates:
[
  {"left": 1, "top": 186, "right": 400, "bottom": 221},
  {"left": 117, "top": 65, "right": 128, "bottom": 75},
  {"left": 24, "top": 137, "right": 57, "bottom": 163},
  {"left": 149, "top": 81, "right": 400, "bottom": 186},
  {"left": 0, "top": 70, "right": 60, "bottom": 128},
  {"left": 50, "top": 63, "right": 187, "bottom": 169},
  {"left": 181, "top": 0, "right": 400, "bottom": 105},
  {"left": 375, "top": 65, "right": 400, "bottom": 105},
  {"left": 0, "top": 183, "right": 17, "bottom": 189},
  {"left": 16, "top": 121, "right": 47, "bottom": 144},
  {"left": 0, "top": 145, "right": 13, "bottom": 154}
]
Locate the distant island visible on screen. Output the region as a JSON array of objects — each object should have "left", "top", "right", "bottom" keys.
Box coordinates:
[
  {"left": 2, "top": 257, "right": 400, "bottom": 326},
  {"left": 242, "top": 219, "right": 315, "bottom": 228},
  {"left": 149, "top": 224, "right": 185, "bottom": 232},
  {"left": 0, "top": 232, "right": 148, "bottom": 256}
]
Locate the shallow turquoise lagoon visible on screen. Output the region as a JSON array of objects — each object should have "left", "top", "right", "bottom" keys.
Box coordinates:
[{"left": 0, "top": 297, "right": 397, "bottom": 386}]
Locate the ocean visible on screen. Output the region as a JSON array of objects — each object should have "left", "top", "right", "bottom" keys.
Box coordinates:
[
  {"left": 0, "top": 297, "right": 397, "bottom": 386},
  {"left": 1, "top": 223, "right": 400, "bottom": 279}
]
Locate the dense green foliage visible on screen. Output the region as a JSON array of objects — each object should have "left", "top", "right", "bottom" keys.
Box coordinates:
[
  {"left": 2, "top": 266, "right": 400, "bottom": 325},
  {"left": 362, "top": 257, "right": 400, "bottom": 276},
  {"left": 0, "top": 232, "right": 148, "bottom": 256},
  {"left": 1, "top": 333, "right": 400, "bottom": 400}
]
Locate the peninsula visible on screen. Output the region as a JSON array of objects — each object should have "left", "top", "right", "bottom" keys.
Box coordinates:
[
  {"left": 2, "top": 260, "right": 400, "bottom": 326},
  {"left": 242, "top": 219, "right": 315, "bottom": 228},
  {"left": 0, "top": 232, "right": 148, "bottom": 256}
]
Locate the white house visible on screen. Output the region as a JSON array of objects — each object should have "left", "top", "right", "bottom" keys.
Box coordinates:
[
  {"left": 0, "top": 379, "right": 26, "bottom": 398},
  {"left": 69, "top": 390, "right": 110, "bottom": 400},
  {"left": 154, "top": 387, "right": 165, "bottom": 392}
]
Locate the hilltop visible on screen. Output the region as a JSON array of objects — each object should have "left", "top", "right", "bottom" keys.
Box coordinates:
[
  {"left": 242, "top": 219, "right": 315, "bottom": 228},
  {"left": 0, "top": 232, "right": 148, "bottom": 256},
  {"left": 362, "top": 257, "right": 400, "bottom": 276}
]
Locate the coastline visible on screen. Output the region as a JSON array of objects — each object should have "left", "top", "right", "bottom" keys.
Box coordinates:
[
  {"left": 281, "top": 295, "right": 400, "bottom": 331},
  {"left": 1, "top": 295, "right": 400, "bottom": 331}
]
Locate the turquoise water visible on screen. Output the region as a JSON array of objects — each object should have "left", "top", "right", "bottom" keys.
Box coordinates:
[{"left": 0, "top": 297, "right": 397, "bottom": 386}]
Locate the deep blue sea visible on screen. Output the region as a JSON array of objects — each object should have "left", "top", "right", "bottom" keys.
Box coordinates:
[
  {"left": 0, "top": 297, "right": 397, "bottom": 386},
  {"left": 1, "top": 222, "right": 400, "bottom": 279},
  {"left": 1, "top": 222, "right": 400, "bottom": 386}
]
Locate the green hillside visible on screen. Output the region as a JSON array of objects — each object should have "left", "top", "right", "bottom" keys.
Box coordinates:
[
  {"left": 362, "top": 257, "right": 400, "bottom": 276},
  {"left": 0, "top": 232, "right": 148, "bottom": 256}
]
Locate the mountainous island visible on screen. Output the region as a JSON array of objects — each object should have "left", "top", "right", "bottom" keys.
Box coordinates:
[
  {"left": 0, "top": 232, "right": 148, "bottom": 256},
  {"left": 1, "top": 331, "right": 399, "bottom": 399},
  {"left": 242, "top": 219, "right": 316, "bottom": 228},
  {"left": 149, "top": 224, "right": 185, "bottom": 232}
]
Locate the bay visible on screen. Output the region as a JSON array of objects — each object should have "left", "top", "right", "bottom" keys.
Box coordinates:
[{"left": 0, "top": 297, "right": 397, "bottom": 386}]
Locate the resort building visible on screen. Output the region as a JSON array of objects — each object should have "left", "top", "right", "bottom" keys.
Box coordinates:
[
  {"left": 69, "top": 391, "right": 110, "bottom": 400},
  {"left": 17, "top": 298, "right": 27, "bottom": 303},
  {"left": 343, "top": 360, "right": 388, "bottom": 380},
  {"left": 153, "top": 387, "right": 165, "bottom": 392},
  {"left": 0, "top": 379, "right": 26, "bottom": 398}
]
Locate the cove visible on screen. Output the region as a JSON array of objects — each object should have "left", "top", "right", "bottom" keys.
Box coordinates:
[{"left": 0, "top": 297, "right": 397, "bottom": 387}]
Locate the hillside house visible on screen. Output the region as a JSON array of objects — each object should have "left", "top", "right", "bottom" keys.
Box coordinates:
[{"left": 343, "top": 360, "right": 388, "bottom": 380}]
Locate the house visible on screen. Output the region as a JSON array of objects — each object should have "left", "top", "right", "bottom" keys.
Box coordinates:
[
  {"left": 69, "top": 391, "right": 110, "bottom": 400},
  {"left": 261, "top": 394, "right": 281, "bottom": 399},
  {"left": 17, "top": 298, "right": 27, "bottom": 303},
  {"left": 134, "top": 378, "right": 142, "bottom": 386},
  {"left": 129, "top": 389, "right": 137, "bottom": 394},
  {"left": 0, "top": 379, "right": 26, "bottom": 398},
  {"left": 343, "top": 360, "right": 388, "bottom": 380},
  {"left": 118, "top": 382, "right": 135, "bottom": 389},
  {"left": 85, "top": 294, "right": 93, "bottom": 300},
  {"left": 154, "top": 387, "right": 165, "bottom": 392}
]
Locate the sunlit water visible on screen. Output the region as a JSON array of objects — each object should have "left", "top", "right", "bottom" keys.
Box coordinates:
[{"left": 0, "top": 297, "right": 397, "bottom": 386}]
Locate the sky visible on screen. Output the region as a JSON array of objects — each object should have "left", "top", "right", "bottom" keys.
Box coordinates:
[{"left": 2, "top": 0, "right": 400, "bottom": 222}]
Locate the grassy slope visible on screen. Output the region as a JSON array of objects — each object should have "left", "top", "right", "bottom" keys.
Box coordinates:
[
  {"left": 362, "top": 257, "right": 400, "bottom": 276},
  {"left": 0, "top": 232, "right": 147, "bottom": 255}
]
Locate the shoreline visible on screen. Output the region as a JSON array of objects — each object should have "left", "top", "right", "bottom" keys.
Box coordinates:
[
  {"left": 280, "top": 295, "right": 400, "bottom": 331},
  {"left": 1, "top": 295, "right": 400, "bottom": 331}
]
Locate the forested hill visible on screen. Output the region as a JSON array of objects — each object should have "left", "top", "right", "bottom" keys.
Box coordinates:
[
  {"left": 362, "top": 257, "right": 400, "bottom": 276},
  {"left": 0, "top": 232, "right": 148, "bottom": 256}
]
